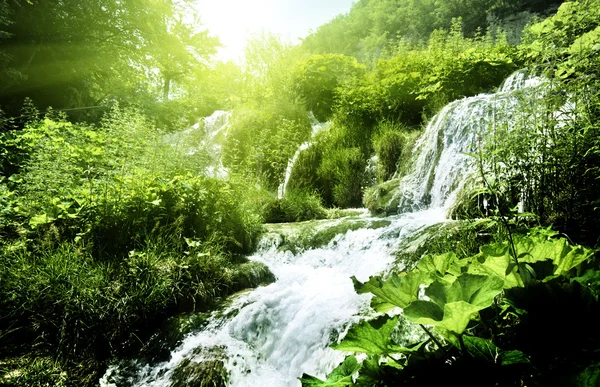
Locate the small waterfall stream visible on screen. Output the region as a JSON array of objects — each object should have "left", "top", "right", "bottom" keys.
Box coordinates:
[
  {"left": 277, "top": 114, "right": 330, "bottom": 199},
  {"left": 396, "top": 70, "right": 544, "bottom": 212},
  {"left": 101, "top": 71, "right": 542, "bottom": 387},
  {"left": 167, "top": 110, "right": 232, "bottom": 179}
]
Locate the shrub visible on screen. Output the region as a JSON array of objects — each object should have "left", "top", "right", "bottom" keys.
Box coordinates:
[
  {"left": 372, "top": 121, "right": 410, "bottom": 181},
  {"left": 1, "top": 107, "right": 263, "bottom": 256},
  {"left": 262, "top": 190, "right": 327, "bottom": 223}
]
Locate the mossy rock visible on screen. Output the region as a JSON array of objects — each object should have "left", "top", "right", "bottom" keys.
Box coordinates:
[
  {"left": 264, "top": 216, "right": 391, "bottom": 253},
  {"left": 392, "top": 220, "right": 494, "bottom": 271},
  {"left": 363, "top": 179, "right": 401, "bottom": 215},
  {"left": 231, "top": 261, "right": 276, "bottom": 289},
  {"left": 171, "top": 346, "right": 229, "bottom": 387}
]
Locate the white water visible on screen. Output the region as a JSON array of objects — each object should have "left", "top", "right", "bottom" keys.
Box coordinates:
[
  {"left": 101, "top": 71, "right": 542, "bottom": 387},
  {"left": 395, "top": 70, "right": 544, "bottom": 212},
  {"left": 277, "top": 114, "right": 330, "bottom": 199},
  {"left": 167, "top": 110, "right": 232, "bottom": 179}
]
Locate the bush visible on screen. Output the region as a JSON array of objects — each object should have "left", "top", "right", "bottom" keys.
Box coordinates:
[
  {"left": 287, "top": 121, "right": 370, "bottom": 208},
  {"left": 262, "top": 190, "right": 327, "bottom": 223},
  {"left": 223, "top": 99, "right": 312, "bottom": 190},
  {"left": 1, "top": 107, "right": 263, "bottom": 256},
  {"left": 372, "top": 121, "right": 411, "bottom": 181}
]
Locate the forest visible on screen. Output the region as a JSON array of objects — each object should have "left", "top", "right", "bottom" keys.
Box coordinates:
[{"left": 0, "top": 0, "right": 599, "bottom": 385}]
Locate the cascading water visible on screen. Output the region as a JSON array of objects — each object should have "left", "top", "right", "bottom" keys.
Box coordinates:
[
  {"left": 395, "top": 70, "right": 544, "bottom": 212},
  {"left": 101, "top": 70, "right": 542, "bottom": 387},
  {"left": 277, "top": 114, "right": 330, "bottom": 199},
  {"left": 167, "top": 110, "right": 232, "bottom": 179}
]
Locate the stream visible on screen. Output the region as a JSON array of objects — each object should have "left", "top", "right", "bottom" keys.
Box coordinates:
[{"left": 100, "top": 70, "right": 543, "bottom": 387}]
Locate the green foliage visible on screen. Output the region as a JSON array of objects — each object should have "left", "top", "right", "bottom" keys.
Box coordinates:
[
  {"left": 308, "top": 234, "right": 594, "bottom": 385},
  {"left": 223, "top": 100, "right": 311, "bottom": 190},
  {"left": 0, "top": 0, "right": 222, "bottom": 126},
  {"left": 0, "top": 240, "right": 273, "bottom": 371},
  {"left": 465, "top": 3, "right": 600, "bottom": 243},
  {"left": 372, "top": 121, "right": 420, "bottom": 182},
  {"left": 300, "top": 356, "right": 361, "bottom": 387},
  {"left": 262, "top": 190, "right": 327, "bottom": 224},
  {"left": 300, "top": 0, "right": 557, "bottom": 60},
  {"left": 221, "top": 34, "right": 316, "bottom": 190},
  {"left": 0, "top": 108, "right": 262, "bottom": 256},
  {"left": 319, "top": 147, "right": 366, "bottom": 208},
  {"left": 335, "top": 25, "right": 517, "bottom": 128},
  {"left": 286, "top": 121, "right": 370, "bottom": 208},
  {"left": 575, "top": 363, "right": 600, "bottom": 386},
  {"left": 0, "top": 106, "right": 277, "bottom": 385},
  {"left": 293, "top": 54, "right": 366, "bottom": 121}
]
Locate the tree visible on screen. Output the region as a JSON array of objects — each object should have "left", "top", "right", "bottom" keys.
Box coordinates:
[
  {"left": 293, "top": 54, "right": 366, "bottom": 121},
  {"left": 0, "top": 0, "right": 219, "bottom": 123}
]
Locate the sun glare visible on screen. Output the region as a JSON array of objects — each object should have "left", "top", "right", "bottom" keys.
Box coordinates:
[{"left": 194, "top": 0, "right": 354, "bottom": 62}]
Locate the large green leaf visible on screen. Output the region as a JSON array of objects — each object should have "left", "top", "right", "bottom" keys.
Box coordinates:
[
  {"left": 354, "top": 355, "right": 382, "bottom": 386},
  {"left": 463, "top": 336, "right": 499, "bottom": 362},
  {"left": 352, "top": 271, "right": 427, "bottom": 311},
  {"left": 417, "top": 252, "right": 460, "bottom": 279},
  {"left": 514, "top": 237, "right": 593, "bottom": 276},
  {"left": 406, "top": 273, "right": 504, "bottom": 334},
  {"left": 468, "top": 254, "right": 522, "bottom": 289},
  {"left": 574, "top": 363, "right": 600, "bottom": 387},
  {"left": 439, "top": 301, "right": 483, "bottom": 333},
  {"left": 572, "top": 269, "right": 600, "bottom": 301},
  {"left": 300, "top": 356, "right": 361, "bottom": 387},
  {"left": 333, "top": 316, "right": 398, "bottom": 355},
  {"left": 499, "top": 350, "right": 531, "bottom": 366},
  {"left": 449, "top": 273, "right": 504, "bottom": 307},
  {"left": 403, "top": 300, "right": 444, "bottom": 325},
  {"left": 333, "top": 316, "right": 427, "bottom": 355}
]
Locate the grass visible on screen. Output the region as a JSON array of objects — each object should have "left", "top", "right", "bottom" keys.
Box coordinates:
[{"left": 0, "top": 240, "right": 275, "bottom": 385}]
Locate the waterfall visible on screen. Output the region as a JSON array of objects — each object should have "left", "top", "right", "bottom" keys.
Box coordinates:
[
  {"left": 395, "top": 70, "right": 544, "bottom": 212},
  {"left": 167, "top": 110, "right": 232, "bottom": 179},
  {"left": 100, "top": 71, "right": 543, "bottom": 387},
  {"left": 277, "top": 114, "right": 330, "bottom": 199},
  {"left": 202, "top": 111, "right": 232, "bottom": 179}
]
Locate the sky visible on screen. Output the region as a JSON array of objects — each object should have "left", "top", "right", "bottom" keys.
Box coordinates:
[{"left": 194, "top": 0, "right": 355, "bottom": 62}]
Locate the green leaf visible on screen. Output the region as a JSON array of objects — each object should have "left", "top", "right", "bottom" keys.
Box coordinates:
[
  {"left": 554, "top": 246, "right": 593, "bottom": 275},
  {"left": 449, "top": 273, "right": 504, "bottom": 307},
  {"left": 417, "top": 252, "right": 459, "bottom": 278},
  {"left": 469, "top": 253, "right": 522, "bottom": 289},
  {"left": 404, "top": 301, "right": 444, "bottom": 325},
  {"left": 333, "top": 316, "right": 418, "bottom": 355},
  {"left": 355, "top": 355, "right": 382, "bottom": 386},
  {"left": 333, "top": 317, "right": 396, "bottom": 355},
  {"left": 572, "top": 269, "right": 600, "bottom": 301},
  {"left": 439, "top": 301, "right": 482, "bottom": 334},
  {"left": 29, "top": 213, "right": 52, "bottom": 228},
  {"left": 463, "top": 336, "right": 499, "bottom": 362},
  {"left": 499, "top": 350, "right": 531, "bottom": 366},
  {"left": 352, "top": 272, "right": 426, "bottom": 311},
  {"left": 574, "top": 363, "right": 600, "bottom": 387},
  {"left": 300, "top": 356, "right": 360, "bottom": 386}
]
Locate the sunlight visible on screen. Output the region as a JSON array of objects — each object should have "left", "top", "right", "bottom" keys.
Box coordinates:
[{"left": 194, "top": 0, "right": 354, "bottom": 62}]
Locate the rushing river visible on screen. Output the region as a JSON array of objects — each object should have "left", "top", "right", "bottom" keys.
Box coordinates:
[{"left": 101, "top": 70, "right": 543, "bottom": 387}]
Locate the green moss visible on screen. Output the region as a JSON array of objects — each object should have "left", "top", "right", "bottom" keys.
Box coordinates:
[
  {"left": 363, "top": 179, "right": 401, "bottom": 215},
  {"left": 265, "top": 217, "right": 391, "bottom": 253},
  {"left": 170, "top": 346, "right": 229, "bottom": 387},
  {"left": 392, "top": 220, "right": 497, "bottom": 271},
  {"left": 326, "top": 208, "right": 367, "bottom": 219}
]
